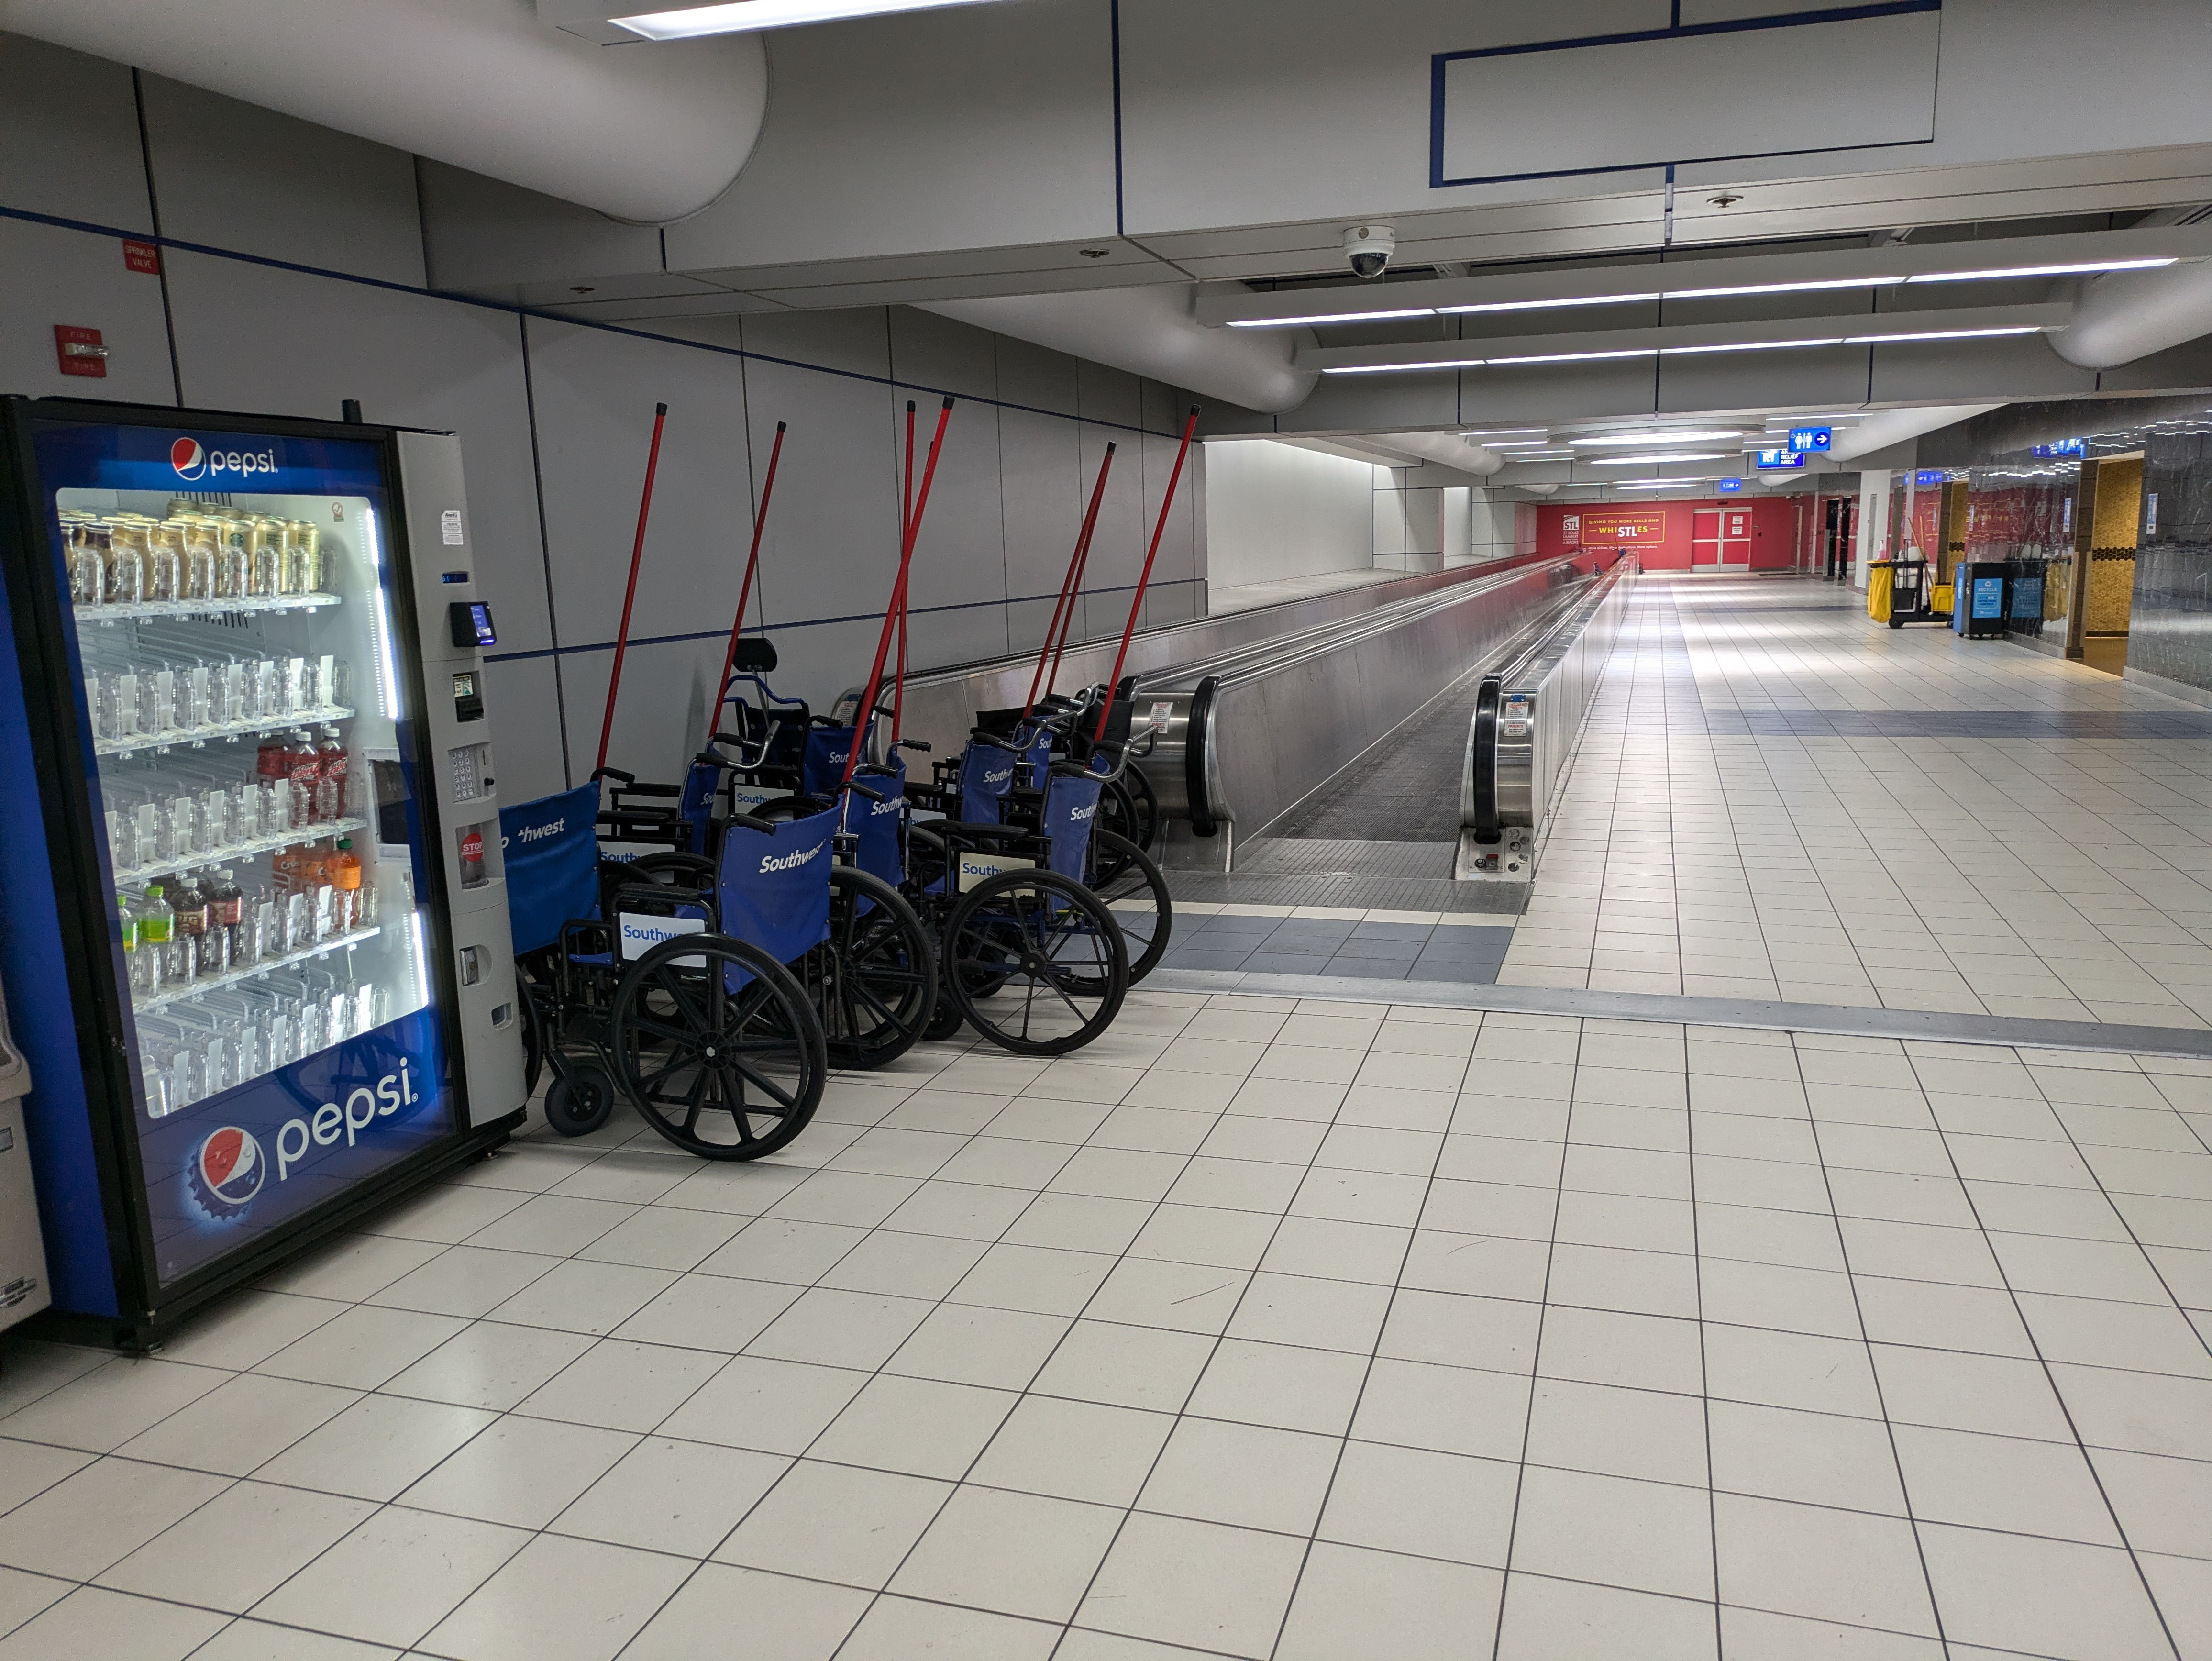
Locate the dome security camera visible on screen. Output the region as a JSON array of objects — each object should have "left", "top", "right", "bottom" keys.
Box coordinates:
[{"left": 1342, "top": 224, "right": 1396, "bottom": 280}]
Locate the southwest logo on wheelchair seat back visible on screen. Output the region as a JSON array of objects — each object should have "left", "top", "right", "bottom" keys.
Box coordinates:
[
  {"left": 187, "top": 1126, "right": 265, "bottom": 1219},
  {"left": 760, "top": 842, "right": 826, "bottom": 874}
]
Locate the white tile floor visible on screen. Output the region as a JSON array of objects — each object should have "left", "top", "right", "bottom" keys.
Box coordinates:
[
  {"left": 1502, "top": 574, "right": 2212, "bottom": 1029},
  {"left": 4, "top": 992, "right": 2209, "bottom": 1660}
]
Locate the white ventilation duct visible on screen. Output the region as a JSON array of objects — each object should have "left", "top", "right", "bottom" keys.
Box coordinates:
[
  {"left": 1824, "top": 404, "right": 2003, "bottom": 463},
  {"left": 1362, "top": 431, "right": 1507, "bottom": 476},
  {"left": 0, "top": 0, "right": 766, "bottom": 224},
  {"left": 2053, "top": 259, "right": 2212, "bottom": 368},
  {"left": 918, "top": 285, "right": 1319, "bottom": 415}
]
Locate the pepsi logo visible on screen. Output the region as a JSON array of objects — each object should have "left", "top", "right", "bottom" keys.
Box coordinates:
[
  {"left": 167, "top": 437, "right": 278, "bottom": 481},
  {"left": 188, "top": 1126, "right": 265, "bottom": 1219}
]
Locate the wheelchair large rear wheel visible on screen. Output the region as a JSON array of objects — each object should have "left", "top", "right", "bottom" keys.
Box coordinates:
[
  {"left": 806, "top": 867, "right": 937, "bottom": 1069},
  {"left": 943, "top": 870, "right": 1128, "bottom": 1055},
  {"left": 610, "top": 933, "right": 826, "bottom": 1160},
  {"left": 1087, "top": 829, "right": 1172, "bottom": 984},
  {"left": 1099, "top": 763, "right": 1159, "bottom": 852}
]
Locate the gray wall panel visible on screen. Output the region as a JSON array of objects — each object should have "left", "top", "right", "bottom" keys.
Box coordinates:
[
  {"left": 160, "top": 252, "right": 551, "bottom": 654},
  {"left": 998, "top": 406, "right": 1085, "bottom": 646},
  {"left": 523, "top": 318, "right": 756, "bottom": 653},
  {"left": 478, "top": 655, "right": 568, "bottom": 806},
  {"left": 730, "top": 356, "right": 899, "bottom": 633},
  {"left": 0, "top": 35, "right": 152, "bottom": 231},
  {"left": 139, "top": 78, "right": 426, "bottom": 287},
  {"left": 0, "top": 218, "right": 175, "bottom": 405}
]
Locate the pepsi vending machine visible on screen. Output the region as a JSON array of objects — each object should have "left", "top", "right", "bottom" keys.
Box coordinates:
[{"left": 0, "top": 397, "right": 527, "bottom": 1346}]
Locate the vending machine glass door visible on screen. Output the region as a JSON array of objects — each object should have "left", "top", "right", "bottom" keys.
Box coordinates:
[{"left": 25, "top": 417, "right": 459, "bottom": 1289}]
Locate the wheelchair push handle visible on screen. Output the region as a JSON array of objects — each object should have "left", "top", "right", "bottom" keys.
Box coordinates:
[
  {"left": 728, "top": 811, "right": 779, "bottom": 834},
  {"left": 590, "top": 765, "right": 637, "bottom": 786}
]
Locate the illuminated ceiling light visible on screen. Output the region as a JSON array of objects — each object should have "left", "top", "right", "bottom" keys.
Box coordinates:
[
  {"left": 1615, "top": 478, "right": 1707, "bottom": 488},
  {"left": 1467, "top": 428, "right": 1547, "bottom": 436},
  {"left": 1661, "top": 275, "right": 1902, "bottom": 299},
  {"left": 1904, "top": 257, "right": 2177, "bottom": 283},
  {"left": 1843, "top": 326, "right": 2044, "bottom": 343},
  {"left": 614, "top": 0, "right": 1014, "bottom": 37},
  {"left": 1480, "top": 441, "right": 1553, "bottom": 449},
  {"left": 1581, "top": 453, "right": 1730, "bottom": 465},
  {"left": 1569, "top": 430, "right": 1744, "bottom": 446},
  {"left": 1484, "top": 348, "right": 1659, "bottom": 365},
  {"left": 1322, "top": 358, "right": 1485, "bottom": 376},
  {"left": 1226, "top": 308, "right": 1437, "bottom": 328},
  {"left": 1659, "top": 338, "right": 1843, "bottom": 355},
  {"left": 1437, "top": 292, "right": 1658, "bottom": 315}
]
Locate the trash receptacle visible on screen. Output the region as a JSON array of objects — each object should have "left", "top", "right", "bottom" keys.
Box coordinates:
[{"left": 1952, "top": 561, "right": 2008, "bottom": 639}]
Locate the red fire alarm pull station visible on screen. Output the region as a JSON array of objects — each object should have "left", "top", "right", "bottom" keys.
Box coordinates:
[
  {"left": 122, "top": 238, "right": 161, "bottom": 274},
  {"left": 54, "top": 326, "right": 107, "bottom": 379}
]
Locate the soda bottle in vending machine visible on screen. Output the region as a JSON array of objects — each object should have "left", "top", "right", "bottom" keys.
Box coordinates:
[
  {"left": 288, "top": 729, "right": 321, "bottom": 825},
  {"left": 314, "top": 725, "right": 349, "bottom": 822}
]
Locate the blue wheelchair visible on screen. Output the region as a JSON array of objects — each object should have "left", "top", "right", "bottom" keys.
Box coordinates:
[
  {"left": 918, "top": 683, "right": 1174, "bottom": 988},
  {"left": 503, "top": 779, "right": 836, "bottom": 1159}
]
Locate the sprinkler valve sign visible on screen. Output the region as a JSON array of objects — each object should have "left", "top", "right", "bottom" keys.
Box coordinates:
[{"left": 1566, "top": 509, "right": 1667, "bottom": 547}]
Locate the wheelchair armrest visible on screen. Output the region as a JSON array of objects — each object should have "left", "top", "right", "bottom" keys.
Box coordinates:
[
  {"left": 927, "top": 820, "right": 1045, "bottom": 848},
  {"left": 613, "top": 781, "right": 683, "bottom": 799}
]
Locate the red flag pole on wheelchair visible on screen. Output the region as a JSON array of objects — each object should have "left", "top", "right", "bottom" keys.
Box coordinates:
[
  {"left": 1093, "top": 405, "right": 1200, "bottom": 745},
  {"left": 843, "top": 395, "right": 954, "bottom": 788},
  {"left": 1023, "top": 442, "right": 1117, "bottom": 718},
  {"left": 711, "top": 418, "right": 787, "bottom": 712},
  {"left": 893, "top": 400, "right": 916, "bottom": 742},
  {"left": 595, "top": 400, "right": 668, "bottom": 775}
]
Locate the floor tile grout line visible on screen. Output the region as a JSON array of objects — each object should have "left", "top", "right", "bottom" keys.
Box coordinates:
[
  {"left": 1901, "top": 1048, "right": 2188, "bottom": 1661},
  {"left": 1258, "top": 1017, "right": 1473, "bottom": 1661},
  {"left": 1042, "top": 993, "right": 1406, "bottom": 1661},
  {"left": 1792, "top": 1033, "right": 1960, "bottom": 1658},
  {"left": 1483, "top": 1019, "right": 1584, "bottom": 1661},
  {"left": 2007, "top": 1074, "right": 2212, "bottom": 1366},
  {"left": 1681, "top": 1033, "right": 1728, "bottom": 1656}
]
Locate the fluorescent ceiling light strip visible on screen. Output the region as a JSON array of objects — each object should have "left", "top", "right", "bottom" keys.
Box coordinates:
[
  {"left": 1480, "top": 442, "right": 1553, "bottom": 450},
  {"left": 1616, "top": 479, "right": 1706, "bottom": 488},
  {"left": 1467, "top": 428, "right": 1547, "bottom": 436},
  {"left": 1226, "top": 308, "right": 1436, "bottom": 328},
  {"left": 1660, "top": 337, "right": 1843, "bottom": 355},
  {"left": 1569, "top": 430, "right": 1742, "bottom": 446},
  {"left": 1844, "top": 326, "right": 2044, "bottom": 343},
  {"left": 1321, "top": 358, "right": 1484, "bottom": 376},
  {"left": 1437, "top": 292, "right": 1658, "bottom": 315},
  {"left": 1582, "top": 453, "right": 1728, "bottom": 465},
  {"left": 1485, "top": 348, "right": 1659, "bottom": 365},
  {"left": 1904, "top": 257, "right": 2177, "bottom": 283},
  {"left": 1661, "top": 276, "right": 1902, "bottom": 299},
  {"left": 615, "top": 0, "right": 1006, "bottom": 37}
]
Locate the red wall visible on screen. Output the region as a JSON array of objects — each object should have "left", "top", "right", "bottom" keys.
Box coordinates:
[{"left": 1535, "top": 496, "right": 1800, "bottom": 571}]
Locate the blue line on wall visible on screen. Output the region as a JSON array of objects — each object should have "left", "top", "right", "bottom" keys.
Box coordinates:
[
  {"left": 1427, "top": 0, "right": 1941, "bottom": 190},
  {"left": 482, "top": 575, "right": 1205, "bottom": 664}
]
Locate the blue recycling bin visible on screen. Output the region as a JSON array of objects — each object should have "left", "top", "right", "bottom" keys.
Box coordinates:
[{"left": 1952, "top": 561, "right": 2008, "bottom": 640}]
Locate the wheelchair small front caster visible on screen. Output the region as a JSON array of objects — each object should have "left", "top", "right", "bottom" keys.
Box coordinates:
[{"left": 544, "top": 1064, "right": 617, "bottom": 1137}]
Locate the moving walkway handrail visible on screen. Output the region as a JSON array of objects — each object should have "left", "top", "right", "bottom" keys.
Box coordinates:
[{"left": 1463, "top": 552, "right": 1635, "bottom": 846}]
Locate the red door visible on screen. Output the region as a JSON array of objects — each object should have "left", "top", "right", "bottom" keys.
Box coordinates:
[{"left": 1692, "top": 508, "right": 1752, "bottom": 567}]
